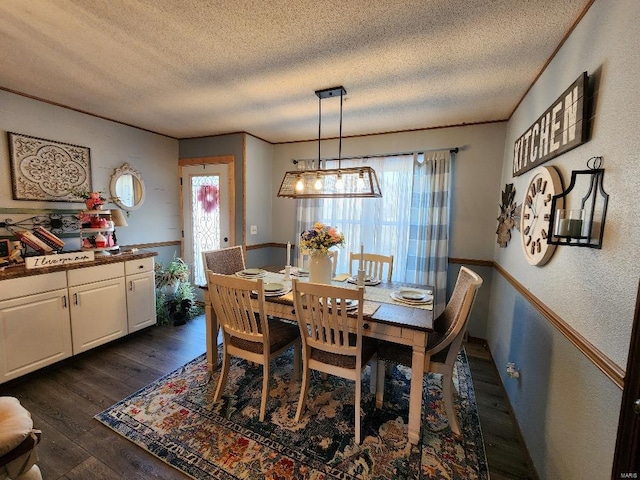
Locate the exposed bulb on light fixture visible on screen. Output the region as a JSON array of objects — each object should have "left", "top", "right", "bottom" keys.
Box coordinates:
[
  {"left": 314, "top": 174, "right": 323, "bottom": 190},
  {"left": 357, "top": 170, "right": 365, "bottom": 189},
  {"left": 295, "top": 176, "right": 304, "bottom": 192},
  {"left": 335, "top": 172, "right": 344, "bottom": 190}
]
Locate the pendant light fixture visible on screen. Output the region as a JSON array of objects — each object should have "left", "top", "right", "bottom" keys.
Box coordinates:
[{"left": 277, "top": 86, "right": 382, "bottom": 199}]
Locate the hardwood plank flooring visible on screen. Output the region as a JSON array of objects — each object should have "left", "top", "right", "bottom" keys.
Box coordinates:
[{"left": 0, "top": 316, "right": 536, "bottom": 479}]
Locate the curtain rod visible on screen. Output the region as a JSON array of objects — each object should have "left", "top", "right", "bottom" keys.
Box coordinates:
[{"left": 292, "top": 147, "right": 459, "bottom": 165}]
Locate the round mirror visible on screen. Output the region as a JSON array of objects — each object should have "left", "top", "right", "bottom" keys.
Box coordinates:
[{"left": 110, "top": 163, "right": 145, "bottom": 210}]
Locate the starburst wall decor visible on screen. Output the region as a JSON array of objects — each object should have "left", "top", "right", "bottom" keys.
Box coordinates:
[{"left": 496, "top": 183, "right": 518, "bottom": 247}]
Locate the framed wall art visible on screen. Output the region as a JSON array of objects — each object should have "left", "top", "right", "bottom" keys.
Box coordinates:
[{"left": 7, "top": 132, "right": 93, "bottom": 202}]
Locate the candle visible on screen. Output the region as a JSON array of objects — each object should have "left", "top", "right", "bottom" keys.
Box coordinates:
[
  {"left": 556, "top": 218, "right": 570, "bottom": 236},
  {"left": 286, "top": 241, "right": 291, "bottom": 266},
  {"left": 568, "top": 219, "right": 583, "bottom": 237},
  {"left": 359, "top": 243, "right": 364, "bottom": 270}
]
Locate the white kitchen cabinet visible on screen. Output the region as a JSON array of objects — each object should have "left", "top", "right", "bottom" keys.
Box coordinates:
[
  {"left": 0, "top": 272, "right": 72, "bottom": 382},
  {"left": 68, "top": 262, "right": 127, "bottom": 354},
  {"left": 125, "top": 257, "right": 156, "bottom": 332}
]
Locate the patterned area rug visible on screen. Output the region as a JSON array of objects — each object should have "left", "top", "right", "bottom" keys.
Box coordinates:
[{"left": 95, "top": 347, "right": 488, "bottom": 479}]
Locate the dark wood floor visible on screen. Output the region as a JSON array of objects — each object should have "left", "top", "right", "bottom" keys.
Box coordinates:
[{"left": 0, "top": 316, "right": 536, "bottom": 479}]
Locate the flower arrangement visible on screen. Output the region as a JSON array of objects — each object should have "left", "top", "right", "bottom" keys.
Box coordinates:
[
  {"left": 300, "top": 222, "right": 345, "bottom": 255},
  {"left": 69, "top": 187, "right": 106, "bottom": 210}
]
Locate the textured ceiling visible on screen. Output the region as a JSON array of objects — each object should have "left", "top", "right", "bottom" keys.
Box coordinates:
[{"left": 0, "top": 0, "right": 591, "bottom": 142}]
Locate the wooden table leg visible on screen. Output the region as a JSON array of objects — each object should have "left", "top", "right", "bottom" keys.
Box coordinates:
[
  {"left": 407, "top": 335, "right": 427, "bottom": 445},
  {"left": 204, "top": 292, "right": 218, "bottom": 371}
]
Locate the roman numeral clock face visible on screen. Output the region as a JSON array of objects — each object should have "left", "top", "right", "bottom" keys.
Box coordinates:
[{"left": 520, "top": 166, "right": 563, "bottom": 266}]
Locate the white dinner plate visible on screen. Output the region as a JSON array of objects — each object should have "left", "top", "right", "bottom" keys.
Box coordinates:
[
  {"left": 241, "top": 268, "right": 264, "bottom": 276},
  {"left": 328, "top": 298, "right": 359, "bottom": 310},
  {"left": 264, "top": 282, "right": 284, "bottom": 292},
  {"left": 398, "top": 289, "right": 426, "bottom": 301},
  {"left": 253, "top": 286, "right": 291, "bottom": 297},
  {"left": 236, "top": 269, "right": 266, "bottom": 278},
  {"left": 390, "top": 290, "right": 433, "bottom": 305}
]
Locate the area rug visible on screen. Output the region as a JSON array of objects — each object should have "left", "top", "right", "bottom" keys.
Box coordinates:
[{"left": 95, "top": 347, "right": 488, "bottom": 479}]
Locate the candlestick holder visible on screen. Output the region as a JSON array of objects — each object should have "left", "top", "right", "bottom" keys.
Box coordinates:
[
  {"left": 357, "top": 269, "right": 366, "bottom": 292},
  {"left": 283, "top": 265, "right": 292, "bottom": 281}
]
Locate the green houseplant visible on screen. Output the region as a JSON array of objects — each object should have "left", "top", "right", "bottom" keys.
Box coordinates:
[
  {"left": 155, "top": 255, "right": 189, "bottom": 294},
  {"left": 154, "top": 255, "right": 200, "bottom": 325}
]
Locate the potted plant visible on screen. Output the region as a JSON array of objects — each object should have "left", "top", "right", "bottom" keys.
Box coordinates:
[
  {"left": 155, "top": 255, "right": 189, "bottom": 295},
  {"left": 154, "top": 255, "right": 201, "bottom": 325}
]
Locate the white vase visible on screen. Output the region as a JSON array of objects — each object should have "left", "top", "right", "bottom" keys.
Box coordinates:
[
  {"left": 308, "top": 253, "right": 332, "bottom": 284},
  {"left": 162, "top": 281, "right": 179, "bottom": 296}
]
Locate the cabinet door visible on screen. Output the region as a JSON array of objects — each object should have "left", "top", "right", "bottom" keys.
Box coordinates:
[
  {"left": 69, "top": 277, "right": 127, "bottom": 354},
  {"left": 127, "top": 270, "right": 157, "bottom": 332},
  {"left": 0, "top": 289, "right": 72, "bottom": 383}
]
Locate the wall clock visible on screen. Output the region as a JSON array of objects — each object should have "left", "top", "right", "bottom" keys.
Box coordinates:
[{"left": 520, "top": 166, "right": 564, "bottom": 266}]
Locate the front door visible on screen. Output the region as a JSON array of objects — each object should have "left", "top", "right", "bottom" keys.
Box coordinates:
[{"left": 180, "top": 160, "right": 233, "bottom": 290}]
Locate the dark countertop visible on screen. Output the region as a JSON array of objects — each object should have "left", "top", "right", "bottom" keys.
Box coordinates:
[{"left": 0, "top": 250, "right": 157, "bottom": 281}]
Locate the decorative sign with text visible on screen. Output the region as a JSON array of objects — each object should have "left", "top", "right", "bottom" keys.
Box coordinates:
[
  {"left": 26, "top": 251, "right": 95, "bottom": 269},
  {"left": 513, "top": 72, "right": 588, "bottom": 176}
]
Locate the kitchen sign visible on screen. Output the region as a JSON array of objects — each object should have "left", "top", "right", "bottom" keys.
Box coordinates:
[{"left": 513, "top": 72, "right": 589, "bottom": 176}]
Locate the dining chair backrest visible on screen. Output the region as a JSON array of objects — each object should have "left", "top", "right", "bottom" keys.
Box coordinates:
[
  {"left": 299, "top": 249, "right": 338, "bottom": 276},
  {"left": 348, "top": 252, "right": 394, "bottom": 282},
  {"left": 202, "top": 245, "right": 246, "bottom": 277},
  {"left": 207, "top": 271, "right": 267, "bottom": 347},
  {"left": 292, "top": 279, "right": 365, "bottom": 359},
  {"left": 429, "top": 266, "right": 483, "bottom": 362}
]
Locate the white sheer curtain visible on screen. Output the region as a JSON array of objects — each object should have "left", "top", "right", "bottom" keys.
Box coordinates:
[{"left": 297, "top": 155, "right": 414, "bottom": 276}]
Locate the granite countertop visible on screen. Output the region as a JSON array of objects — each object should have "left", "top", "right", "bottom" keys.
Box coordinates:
[{"left": 0, "top": 250, "right": 157, "bottom": 280}]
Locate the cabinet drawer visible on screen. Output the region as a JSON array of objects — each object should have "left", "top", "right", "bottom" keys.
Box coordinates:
[
  {"left": 0, "top": 271, "right": 67, "bottom": 302},
  {"left": 125, "top": 257, "right": 154, "bottom": 276},
  {"left": 67, "top": 262, "right": 124, "bottom": 287}
]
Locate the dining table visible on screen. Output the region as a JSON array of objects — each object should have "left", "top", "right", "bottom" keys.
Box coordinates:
[{"left": 202, "top": 266, "right": 434, "bottom": 445}]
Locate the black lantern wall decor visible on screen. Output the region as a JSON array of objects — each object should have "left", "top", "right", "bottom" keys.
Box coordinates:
[{"left": 548, "top": 156, "right": 609, "bottom": 249}]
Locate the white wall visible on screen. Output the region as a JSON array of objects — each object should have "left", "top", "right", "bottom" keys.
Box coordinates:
[
  {"left": 245, "top": 135, "right": 274, "bottom": 246},
  {"left": 0, "top": 90, "right": 179, "bottom": 249},
  {"left": 489, "top": 0, "right": 640, "bottom": 477}
]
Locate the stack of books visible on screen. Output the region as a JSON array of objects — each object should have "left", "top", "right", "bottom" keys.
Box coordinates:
[{"left": 15, "top": 228, "right": 65, "bottom": 255}]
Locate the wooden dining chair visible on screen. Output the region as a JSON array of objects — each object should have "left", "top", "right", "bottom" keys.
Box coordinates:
[
  {"left": 348, "top": 252, "right": 394, "bottom": 282},
  {"left": 291, "top": 279, "right": 377, "bottom": 444},
  {"left": 376, "top": 266, "right": 483, "bottom": 435},
  {"left": 299, "top": 249, "right": 338, "bottom": 276},
  {"left": 207, "top": 272, "right": 301, "bottom": 421},
  {"left": 202, "top": 245, "right": 246, "bottom": 278},
  {"left": 201, "top": 246, "right": 246, "bottom": 360}
]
